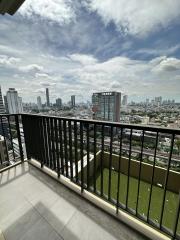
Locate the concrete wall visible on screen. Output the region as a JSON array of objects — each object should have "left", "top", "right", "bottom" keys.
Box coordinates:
[
  {"left": 81, "top": 151, "right": 180, "bottom": 193},
  {"left": 78, "top": 151, "right": 101, "bottom": 183}
]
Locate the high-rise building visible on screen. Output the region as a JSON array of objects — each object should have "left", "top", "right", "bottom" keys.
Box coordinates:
[
  {"left": 155, "top": 96, "right": 162, "bottom": 105},
  {"left": 0, "top": 135, "right": 8, "bottom": 167},
  {"left": 56, "top": 98, "right": 62, "bottom": 109},
  {"left": 0, "top": 87, "right": 8, "bottom": 138},
  {"left": 146, "top": 98, "right": 149, "bottom": 105},
  {"left": 71, "top": 95, "right": 75, "bottom": 108},
  {"left": 37, "top": 96, "right": 42, "bottom": 110},
  {"left": 122, "top": 95, "right": 128, "bottom": 106},
  {"left": 3, "top": 96, "right": 8, "bottom": 113},
  {"left": 46, "top": 88, "right": 50, "bottom": 107},
  {"left": 92, "top": 92, "right": 121, "bottom": 122},
  {"left": 6, "top": 88, "right": 23, "bottom": 114},
  {"left": 0, "top": 86, "right": 5, "bottom": 114}
]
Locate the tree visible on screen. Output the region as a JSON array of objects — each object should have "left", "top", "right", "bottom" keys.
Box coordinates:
[{"left": 175, "top": 140, "right": 180, "bottom": 156}]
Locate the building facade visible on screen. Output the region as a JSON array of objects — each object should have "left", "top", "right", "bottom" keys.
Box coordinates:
[
  {"left": 37, "top": 96, "right": 42, "bottom": 110},
  {"left": 0, "top": 86, "right": 5, "bottom": 114},
  {"left": 46, "top": 88, "right": 50, "bottom": 107},
  {"left": 0, "top": 135, "right": 8, "bottom": 167},
  {"left": 6, "top": 88, "right": 23, "bottom": 114},
  {"left": 56, "top": 98, "right": 62, "bottom": 109},
  {"left": 71, "top": 95, "right": 75, "bottom": 108},
  {"left": 92, "top": 92, "right": 121, "bottom": 122},
  {"left": 122, "top": 95, "right": 128, "bottom": 106}
]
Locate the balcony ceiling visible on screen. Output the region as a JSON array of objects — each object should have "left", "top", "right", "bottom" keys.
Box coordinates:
[{"left": 0, "top": 0, "right": 25, "bottom": 15}]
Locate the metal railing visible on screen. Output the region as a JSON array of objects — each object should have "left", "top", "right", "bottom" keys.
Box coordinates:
[
  {"left": 1, "top": 113, "right": 180, "bottom": 239},
  {"left": 0, "top": 114, "right": 24, "bottom": 169}
]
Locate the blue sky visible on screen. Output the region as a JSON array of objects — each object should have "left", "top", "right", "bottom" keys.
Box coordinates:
[{"left": 0, "top": 0, "right": 180, "bottom": 103}]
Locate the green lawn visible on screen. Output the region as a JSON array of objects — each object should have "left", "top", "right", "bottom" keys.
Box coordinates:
[{"left": 95, "top": 168, "right": 180, "bottom": 233}]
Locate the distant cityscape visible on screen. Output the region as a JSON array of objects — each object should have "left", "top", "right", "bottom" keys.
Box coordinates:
[{"left": 1, "top": 86, "right": 180, "bottom": 129}]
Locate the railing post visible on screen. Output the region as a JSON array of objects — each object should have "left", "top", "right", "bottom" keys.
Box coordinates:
[{"left": 15, "top": 115, "right": 24, "bottom": 162}]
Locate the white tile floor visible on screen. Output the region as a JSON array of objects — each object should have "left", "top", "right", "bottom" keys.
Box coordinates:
[{"left": 0, "top": 163, "right": 148, "bottom": 240}]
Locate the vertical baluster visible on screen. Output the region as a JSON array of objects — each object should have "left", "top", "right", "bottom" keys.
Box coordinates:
[
  {"left": 38, "top": 117, "right": 45, "bottom": 167},
  {"left": 54, "top": 119, "right": 60, "bottom": 177},
  {"left": 21, "top": 115, "right": 29, "bottom": 160},
  {"left": 136, "top": 130, "right": 145, "bottom": 216},
  {"left": 58, "top": 119, "right": 64, "bottom": 175},
  {"left": 116, "top": 127, "right": 123, "bottom": 214},
  {"left": 46, "top": 117, "right": 52, "bottom": 168},
  {"left": 126, "top": 128, "right": 133, "bottom": 209},
  {"left": 172, "top": 191, "right": 180, "bottom": 239},
  {"left": 7, "top": 116, "right": 15, "bottom": 160},
  {"left": 63, "top": 120, "right": 68, "bottom": 177},
  {"left": 93, "top": 123, "right": 97, "bottom": 193},
  {"left": 86, "top": 123, "right": 90, "bottom": 190},
  {"left": 42, "top": 117, "right": 48, "bottom": 166},
  {"left": 159, "top": 133, "right": 175, "bottom": 229},
  {"left": 68, "top": 120, "right": 73, "bottom": 180},
  {"left": 101, "top": 125, "right": 104, "bottom": 197},
  {"left": 80, "top": 122, "right": 84, "bottom": 192},
  {"left": 74, "top": 121, "right": 78, "bottom": 183},
  {"left": 34, "top": 117, "right": 39, "bottom": 161},
  {"left": 147, "top": 131, "right": 159, "bottom": 222},
  {"left": 15, "top": 115, "right": 23, "bottom": 162},
  {"left": 108, "top": 125, "right": 113, "bottom": 201},
  {"left": 51, "top": 118, "right": 56, "bottom": 170},
  {"left": 22, "top": 115, "right": 31, "bottom": 160}
]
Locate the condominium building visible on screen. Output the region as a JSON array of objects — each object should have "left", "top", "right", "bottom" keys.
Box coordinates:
[
  {"left": 92, "top": 91, "right": 121, "bottom": 122},
  {"left": 46, "top": 88, "right": 50, "bottom": 107},
  {"left": 37, "top": 96, "right": 42, "bottom": 110},
  {"left": 122, "top": 95, "right": 128, "bottom": 106},
  {"left": 56, "top": 98, "right": 62, "bottom": 109},
  {"left": 0, "top": 86, "right": 5, "bottom": 114},
  {"left": 6, "top": 88, "right": 23, "bottom": 114},
  {"left": 71, "top": 95, "right": 75, "bottom": 108},
  {"left": 0, "top": 135, "right": 8, "bottom": 167}
]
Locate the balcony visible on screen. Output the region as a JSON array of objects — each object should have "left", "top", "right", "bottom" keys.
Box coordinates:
[{"left": 0, "top": 114, "right": 180, "bottom": 240}]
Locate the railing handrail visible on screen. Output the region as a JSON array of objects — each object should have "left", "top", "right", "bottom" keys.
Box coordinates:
[
  {"left": 1, "top": 112, "right": 180, "bottom": 238},
  {"left": 1, "top": 113, "right": 180, "bottom": 135}
]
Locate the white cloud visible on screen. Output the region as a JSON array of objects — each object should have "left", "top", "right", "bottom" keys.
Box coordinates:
[
  {"left": 136, "top": 44, "right": 180, "bottom": 56},
  {"left": 35, "top": 73, "right": 50, "bottom": 78},
  {"left": 86, "top": 0, "right": 180, "bottom": 37},
  {"left": 0, "top": 55, "right": 21, "bottom": 66},
  {"left": 19, "top": 64, "right": 44, "bottom": 73},
  {"left": 18, "top": 0, "right": 75, "bottom": 25},
  {"left": 152, "top": 57, "right": 180, "bottom": 72},
  {"left": 1, "top": 52, "right": 180, "bottom": 102},
  {"left": 69, "top": 54, "right": 98, "bottom": 66}
]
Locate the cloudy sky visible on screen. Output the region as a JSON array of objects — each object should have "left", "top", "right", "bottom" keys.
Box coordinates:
[{"left": 0, "top": 0, "right": 180, "bottom": 103}]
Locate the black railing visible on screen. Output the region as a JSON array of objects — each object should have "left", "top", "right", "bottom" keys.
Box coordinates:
[
  {"left": 1, "top": 113, "right": 180, "bottom": 239},
  {"left": 0, "top": 114, "right": 24, "bottom": 169}
]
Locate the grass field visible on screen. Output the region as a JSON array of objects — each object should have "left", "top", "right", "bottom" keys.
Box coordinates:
[{"left": 95, "top": 168, "right": 180, "bottom": 233}]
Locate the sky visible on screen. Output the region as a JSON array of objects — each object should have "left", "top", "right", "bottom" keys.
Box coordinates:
[{"left": 0, "top": 0, "right": 180, "bottom": 103}]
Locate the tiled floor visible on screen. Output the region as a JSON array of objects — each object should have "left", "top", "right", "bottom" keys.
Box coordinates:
[{"left": 0, "top": 163, "right": 148, "bottom": 240}]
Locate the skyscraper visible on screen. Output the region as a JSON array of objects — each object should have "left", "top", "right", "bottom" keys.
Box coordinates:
[
  {"left": 71, "top": 95, "right": 75, "bottom": 108},
  {"left": 0, "top": 86, "right": 5, "bottom": 114},
  {"left": 0, "top": 87, "right": 8, "bottom": 144},
  {"left": 37, "top": 96, "right": 42, "bottom": 110},
  {"left": 122, "top": 95, "right": 128, "bottom": 106},
  {"left": 3, "top": 96, "right": 8, "bottom": 113},
  {"left": 0, "top": 135, "right": 8, "bottom": 167},
  {"left": 56, "top": 98, "right": 62, "bottom": 109},
  {"left": 6, "top": 88, "right": 23, "bottom": 114},
  {"left": 46, "top": 88, "right": 50, "bottom": 107},
  {"left": 92, "top": 92, "right": 121, "bottom": 122}
]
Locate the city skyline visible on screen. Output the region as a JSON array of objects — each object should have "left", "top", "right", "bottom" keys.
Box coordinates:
[{"left": 0, "top": 1, "right": 180, "bottom": 102}]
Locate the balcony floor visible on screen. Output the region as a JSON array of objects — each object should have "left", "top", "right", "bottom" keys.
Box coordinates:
[{"left": 0, "top": 162, "right": 148, "bottom": 240}]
